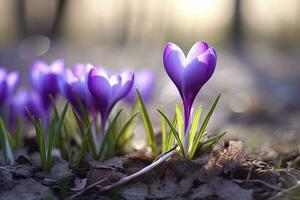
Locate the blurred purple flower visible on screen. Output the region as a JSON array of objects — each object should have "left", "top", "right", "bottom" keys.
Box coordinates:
[
  {"left": 30, "top": 59, "right": 65, "bottom": 110},
  {"left": 10, "top": 89, "right": 44, "bottom": 123},
  {"left": 88, "top": 67, "right": 134, "bottom": 134},
  {"left": 60, "top": 63, "right": 93, "bottom": 115},
  {"left": 125, "top": 70, "right": 155, "bottom": 104},
  {"left": 0, "top": 67, "right": 20, "bottom": 107},
  {"left": 163, "top": 41, "right": 217, "bottom": 131}
]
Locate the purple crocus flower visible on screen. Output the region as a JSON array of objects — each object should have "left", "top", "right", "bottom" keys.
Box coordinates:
[
  {"left": 88, "top": 67, "right": 134, "bottom": 134},
  {"left": 125, "top": 70, "right": 155, "bottom": 104},
  {"left": 0, "top": 67, "right": 20, "bottom": 107},
  {"left": 30, "top": 59, "right": 65, "bottom": 110},
  {"left": 163, "top": 41, "right": 217, "bottom": 131},
  {"left": 10, "top": 89, "right": 44, "bottom": 122},
  {"left": 60, "top": 63, "right": 93, "bottom": 115}
]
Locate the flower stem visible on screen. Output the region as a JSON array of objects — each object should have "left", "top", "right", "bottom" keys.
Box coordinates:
[{"left": 183, "top": 101, "right": 191, "bottom": 133}]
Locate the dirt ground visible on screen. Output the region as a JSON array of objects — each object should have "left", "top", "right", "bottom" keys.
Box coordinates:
[{"left": 1, "top": 140, "right": 300, "bottom": 200}]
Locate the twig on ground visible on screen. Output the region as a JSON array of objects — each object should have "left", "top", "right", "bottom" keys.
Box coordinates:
[
  {"left": 98, "top": 144, "right": 178, "bottom": 192},
  {"left": 275, "top": 181, "right": 300, "bottom": 197},
  {"left": 66, "top": 145, "right": 178, "bottom": 200}
]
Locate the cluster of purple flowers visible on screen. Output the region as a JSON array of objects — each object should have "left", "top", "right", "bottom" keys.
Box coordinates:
[
  {"left": 1, "top": 41, "right": 217, "bottom": 139},
  {"left": 1, "top": 61, "right": 155, "bottom": 132}
]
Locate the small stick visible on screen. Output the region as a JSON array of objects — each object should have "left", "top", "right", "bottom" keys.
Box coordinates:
[
  {"left": 67, "top": 145, "right": 178, "bottom": 199},
  {"left": 276, "top": 181, "right": 300, "bottom": 197},
  {"left": 98, "top": 145, "right": 178, "bottom": 192}
]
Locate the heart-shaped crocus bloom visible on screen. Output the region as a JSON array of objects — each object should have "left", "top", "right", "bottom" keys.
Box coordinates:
[
  {"left": 163, "top": 41, "right": 217, "bottom": 131},
  {"left": 31, "top": 59, "right": 65, "bottom": 110},
  {"left": 0, "top": 67, "right": 20, "bottom": 107},
  {"left": 60, "top": 64, "right": 93, "bottom": 115},
  {"left": 88, "top": 67, "right": 134, "bottom": 132},
  {"left": 125, "top": 70, "right": 155, "bottom": 104}
]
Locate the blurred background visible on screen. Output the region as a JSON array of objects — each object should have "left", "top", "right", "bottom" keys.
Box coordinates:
[{"left": 0, "top": 0, "right": 300, "bottom": 154}]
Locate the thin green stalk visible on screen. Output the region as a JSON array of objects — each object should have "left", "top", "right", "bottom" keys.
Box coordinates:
[{"left": 136, "top": 90, "right": 158, "bottom": 155}]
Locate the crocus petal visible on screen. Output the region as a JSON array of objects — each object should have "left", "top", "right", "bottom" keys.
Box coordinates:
[
  {"left": 0, "top": 80, "right": 6, "bottom": 106},
  {"left": 197, "top": 48, "right": 217, "bottom": 83},
  {"left": 0, "top": 68, "right": 7, "bottom": 81},
  {"left": 50, "top": 59, "right": 65, "bottom": 74},
  {"left": 88, "top": 68, "right": 111, "bottom": 114},
  {"left": 182, "top": 59, "right": 208, "bottom": 103},
  {"left": 110, "top": 72, "right": 134, "bottom": 107},
  {"left": 72, "top": 63, "right": 85, "bottom": 78},
  {"left": 7, "top": 71, "right": 20, "bottom": 95},
  {"left": 31, "top": 60, "right": 48, "bottom": 89},
  {"left": 163, "top": 43, "right": 185, "bottom": 95},
  {"left": 186, "top": 41, "right": 209, "bottom": 64}
]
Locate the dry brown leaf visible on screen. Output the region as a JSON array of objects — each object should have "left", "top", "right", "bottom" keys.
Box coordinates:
[{"left": 204, "top": 140, "right": 244, "bottom": 176}]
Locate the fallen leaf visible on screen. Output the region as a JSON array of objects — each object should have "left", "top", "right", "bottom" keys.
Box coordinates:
[{"left": 204, "top": 140, "right": 244, "bottom": 176}]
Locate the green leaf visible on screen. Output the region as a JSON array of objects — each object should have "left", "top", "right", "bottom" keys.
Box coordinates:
[
  {"left": 188, "top": 105, "right": 202, "bottom": 150},
  {"left": 0, "top": 117, "right": 14, "bottom": 162},
  {"left": 157, "top": 109, "right": 185, "bottom": 158},
  {"left": 76, "top": 120, "right": 93, "bottom": 167},
  {"left": 72, "top": 108, "right": 97, "bottom": 158},
  {"left": 161, "top": 107, "right": 167, "bottom": 153},
  {"left": 98, "top": 109, "right": 123, "bottom": 160},
  {"left": 165, "top": 104, "right": 182, "bottom": 152},
  {"left": 188, "top": 94, "right": 221, "bottom": 159},
  {"left": 175, "top": 104, "right": 184, "bottom": 141},
  {"left": 46, "top": 102, "right": 69, "bottom": 171},
  {"left": 25, "top": 107, "right": 47, "bottom": 169},
  {"left": 198, "top": 131, "right": 227, "bottom": 155},
  {"left": 115, "top": 112, "right": 138, "bottom": 148},
  {"left": 137, "top": 89, "right": 158, "bottom": 155}
]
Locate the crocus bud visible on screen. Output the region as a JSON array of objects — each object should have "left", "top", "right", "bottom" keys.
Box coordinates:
[
  {"left": 125, "top": 69, "right": 155, "bottom": 104},
  {"left": 88, "top": 67, "right": 134, "bottom": 133},
  {"left": 163, "top": 41, "right": 217, "bottom": 131},
  {"left": 30, "top": 59, "right": 65, "bottom": 110}
]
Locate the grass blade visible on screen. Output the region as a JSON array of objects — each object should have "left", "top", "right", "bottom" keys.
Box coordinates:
[
  {"left": 25, "top": 107, "right": 47, "bottom": 170},
  {"left": 157, "top": 109, "right": 185, "bottom": 158},
  {"left": 0, "top": 117, "right": 14, "bottom": 162},
  {"left": 76, "top": 120, "right": 93, "bottom": 167},
  {"left": 188, "top": 94, "right": 221, "bottom": 159},
  {"left": 198, "top": 131, "right": 227, "bottom": 155},
  {"left": 175, "top": 104, "right": 184, "bottom": 141},
  {"left": 165, "top": 104, "right": 182, "bottom": 151},
  {"left": 188, "top": 105, "right": 202, "bottom": 150},
  {"left": 98, "top": 109, "right": 122, "bottom": 160},
  {"left": 161, "top": 108, "right": 167, "bottom": 153},
  {"left": 115, "top": 112, "right": 138, "bottom": 148},
  {"left": 137, "top": 89, "right": 158, "bottom": 155},
  {"left": 47, "top": 102, "right": 69, "bottom": 171}
]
